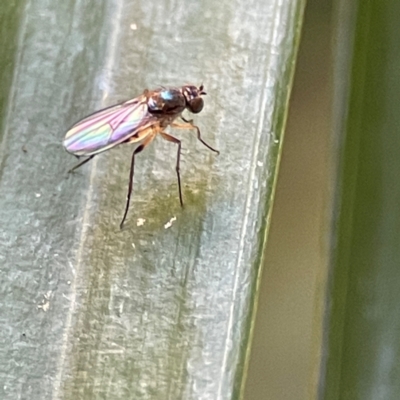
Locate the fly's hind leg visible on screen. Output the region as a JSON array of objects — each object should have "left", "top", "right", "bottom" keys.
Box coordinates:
[
  {"left": 68, "top": 155, "right": 95, "bottom": 173},
  {"left": 171, "top": 122, "right": 219, "bottom": 155},
  {"left": 159, "top": 131, "right": 184, "bottom": 208},
  {"left": 120, "top": 131, "right": 157, "bottom": 229}
]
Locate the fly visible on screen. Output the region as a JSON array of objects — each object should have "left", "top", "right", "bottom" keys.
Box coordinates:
[{"left": 63, "top": 85, "right": 219, "bottom": 229}]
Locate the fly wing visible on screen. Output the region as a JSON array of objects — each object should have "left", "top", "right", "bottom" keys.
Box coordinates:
[{"left": 63, "top": 95, "right": 156, "bottom": 156}]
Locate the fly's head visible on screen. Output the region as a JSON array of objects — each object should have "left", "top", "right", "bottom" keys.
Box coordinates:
[{"left": 182, "top": 85, "right": 206, "bottom": 114}]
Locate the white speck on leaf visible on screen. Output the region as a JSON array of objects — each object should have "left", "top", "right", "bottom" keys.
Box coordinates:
[
  {"left": 164, "top": 216, "right": 176, "bottom": 229},
  {"left": 37, "top": 291, "right": 52, "bottom": 312},
  {"left": 137, "top": 218, "right": 146, "bottom": 226}
]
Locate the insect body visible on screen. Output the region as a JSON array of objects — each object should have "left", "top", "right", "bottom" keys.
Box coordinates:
[{"left": 63, "top": 85, "right": 219, "bottom": 228}]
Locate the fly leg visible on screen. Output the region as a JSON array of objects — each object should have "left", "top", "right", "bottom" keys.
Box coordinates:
[
  {"left": 180, "top": 116, "right": 193, "bottom": 124},
  {"left": 120, "top": 132, "right": 156, "bottom": 229},
  {"left": 159, "top": 131, "right": 184, "bottom": 208},
  {"left": 171, "top": 122, "right": 219, "bottom": 155},
  {"left": 68, "top": 155, "right": 95, "bottom": 173}
]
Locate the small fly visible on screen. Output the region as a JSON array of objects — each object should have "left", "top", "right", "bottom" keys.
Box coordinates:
[{"left": 63, "top": 85, "right": 219, "bottom": 229}]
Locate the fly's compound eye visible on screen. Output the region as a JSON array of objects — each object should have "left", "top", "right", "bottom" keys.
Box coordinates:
[{"left": 188, "top": 97, "right": 204, "bottom": 114}]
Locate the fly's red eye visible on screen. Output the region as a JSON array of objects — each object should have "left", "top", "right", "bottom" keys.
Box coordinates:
[{"left": 188, "top": 97, "right": 204, "bottom": 114}]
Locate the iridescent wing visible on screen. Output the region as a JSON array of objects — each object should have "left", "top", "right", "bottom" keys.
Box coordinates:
[{"left": 63, "top": 95, "right": 157, "bottom": 156}]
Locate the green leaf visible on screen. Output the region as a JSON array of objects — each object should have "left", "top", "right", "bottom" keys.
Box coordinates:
[
  {"left": 323, "top": 0, "right": 400, "bottom": 399},
  {"left": 0, "top": 1, "right": 305, "bottom": 398}
]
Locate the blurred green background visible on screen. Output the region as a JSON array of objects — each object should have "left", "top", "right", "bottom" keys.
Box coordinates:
[
  {"left": 248, "top": 0, "right": 400, "bottom": 398},
  {"left": 246, "top": 0, "right": 332, "bottom": 398}
]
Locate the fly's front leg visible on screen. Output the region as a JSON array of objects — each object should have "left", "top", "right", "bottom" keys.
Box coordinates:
[
  {"left": 180, "top": 116, "right": 193, "bottom": 124},
  {"left": 171, "top": 122, "right": 219, "bottom": 155}
]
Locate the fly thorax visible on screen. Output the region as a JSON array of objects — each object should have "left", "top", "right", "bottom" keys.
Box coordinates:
[{"left": 147, "top": 89, "right": 186, "bottom": 115}]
